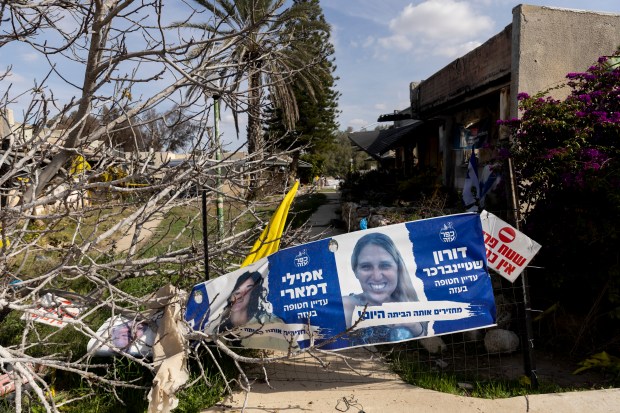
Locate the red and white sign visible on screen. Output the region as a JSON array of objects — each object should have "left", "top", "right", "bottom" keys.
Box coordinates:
[
  {"left": 21, "top": 293, "right": 84, "bottom": 328},
  {"left": 479, "top": 210, "right": 542, "bottom": 283}
]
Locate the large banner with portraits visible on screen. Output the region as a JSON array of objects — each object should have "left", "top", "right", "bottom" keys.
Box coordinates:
[{"left": 185, "top": 213, "right": 496, "bottom": 351}]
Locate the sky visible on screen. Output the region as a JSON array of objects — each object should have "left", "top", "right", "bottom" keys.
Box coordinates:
[
  {"left": 321, "top": 0, "right": 620, "bottom": 132},
  {"left": 1, "top": 1, "right": 620, "bottom": 150}
]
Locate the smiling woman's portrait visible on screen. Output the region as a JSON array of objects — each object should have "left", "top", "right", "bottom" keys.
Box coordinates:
[{"left": 342, "top": 232, "right": 426, "bottom": 345}]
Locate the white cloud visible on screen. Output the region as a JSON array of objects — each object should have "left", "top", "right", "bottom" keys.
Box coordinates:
[
  {"left": 219, "top": 112, "right": 245, "bottom": 147},
  {"left": 374, "top": 103, "right": 387, "bottom": 111},
  {"left": 471, "top": 0, "right": 493, "bottom": 6},
  {"left": 377, "top": 34, "right": 412, "bottom": 51},
  {"left": 7, "top": 72, "right": 26, "bottom": 84},
  {"left": 330, "top": 23, "right": 341, "bottom": 50},
  {"left": 362, "top": 36, "right": 375, "bottom": 48},
  {"left": 434, "top": 40, "right": 483, "bottom": 57},
  {"left": 350, "top": 35, "right": 375, "bottom": 49},
  {"left": 378, "top": 0, "right": 494, "bottom": 55},
  {"left": 21, "top": 53, "right": 38, "bottom": 62},
  {"left": 223, "top": 113, "right": 235, "bottom": 124},
  {"left": 323, "top": 0, "right": 415, "bottom": 26},
  {"left": 389, "top": 0, "right": 494, "bottom": 40},
  {"left": 348, "top": 118, "right": 370, "bottom": 130}
]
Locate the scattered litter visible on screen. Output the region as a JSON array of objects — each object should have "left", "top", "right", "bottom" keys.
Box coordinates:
[
  {"left": 335, "top": 395, "right": 365, "bottom": 413},
  {"left": 457, "top": 382, "right": 474, "bottom": 391},
  {"left": 87, "top": 313, "right": 161, "bottom": 357},
  {"left": 21, "top": 292, "right": 86, "bottom": 328},
  {"left": 0, "top": 363, "right": 46, "bottom": 398}
]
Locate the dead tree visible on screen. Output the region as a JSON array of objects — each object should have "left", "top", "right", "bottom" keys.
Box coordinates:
[{"left": 0, "top": 1, "right": 331, "bottom": 412}]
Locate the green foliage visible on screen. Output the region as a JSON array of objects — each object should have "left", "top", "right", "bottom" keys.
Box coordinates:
[
  {"left": 0, "top": 309, "right": 97, "bottom": 360},
  {"left": 133, "top": 205, "right": 201, "bottom": 260},
  {"left": 573, "top": 352, "right": 620, "bottom": 382},
  {"left": 396, "top": 167, "right": 442, "bottom": 198},
  {"left": 23, "top": 219, "right": 46, "bottom": 243},
  {"left": 299, "top": 152, "right": 325, "bottom": 181},
  {"left": 322, "top": 131, "right": 366, "bottom": 178},
  {"left": 391, "top": 351, "right": 569, "bottom": 398},
  {"left": 174, "top": 383, "right": 220, "bottom": 413},
  {"left": 173, "top": 372, "right": 228, "bottom": 413},
  {"left": 117, "top": 275, "right": 169, "bottom": 299},
  {"left": 503, "top": 52, "right": 620, "bottom": 210},
  {"left": 0, "top": 311, "right": 26, "bottom": 348},
  {"left": 188, "top": 0, "right": 331, "bottom": 153},
  {"left": 342, "top": 168, "right": 446, "bottom": 206},
  {"left": 341, "top": 170, "right": 397, "bottom": 205},
  {"left": 54, "top": 358, "right": 151, "bottom": 413},
  {"left": 264, "top": 0, "right": 340, "bottom": 174},
  {"left": 501, "top": 51, "right": 620, "bottom": 354}
]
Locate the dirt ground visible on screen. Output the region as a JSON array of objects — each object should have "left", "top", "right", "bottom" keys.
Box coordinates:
[{"left": 115, "top": 211, "right": 164, "bottom": 251}]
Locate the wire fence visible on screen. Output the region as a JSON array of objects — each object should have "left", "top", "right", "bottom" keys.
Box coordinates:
[
  {"left": 390, "top": 273, "right": 531, "bottom": 383},
  {"left": 250, "top": 272, "right": 533, "bottom": 388},
  {"left": 246, "top": 204, "right": 541, "bottom": 389}
]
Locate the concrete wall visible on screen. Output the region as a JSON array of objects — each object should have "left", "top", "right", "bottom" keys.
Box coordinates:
[
  {"left": 414, "top": 25, "right": 512, "bottom": 117},
  {"left": 408, "top": 4, "right": 620, "bottom": 194},
  {"left": 414, "top": 4, "right": 620, "bottom": 120},
  {"left": 0, "top": 109, "right": 14, "bottom": 140},
  {"left": 511, "top": 4, "right": 620, "bottom": 117}
]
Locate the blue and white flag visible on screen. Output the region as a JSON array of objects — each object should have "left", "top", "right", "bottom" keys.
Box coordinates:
[
  {"left": 463, "top": 154, "right": 500, "bottom": 212},
  {"left": 185, "top": 213, "right": 496, "bottom": 351},
  {"left": 463, "top": 152, "right": 481, "bottom": 212},
  {"left": 480, "top": 165, "right": 500, "bottom": 203}
]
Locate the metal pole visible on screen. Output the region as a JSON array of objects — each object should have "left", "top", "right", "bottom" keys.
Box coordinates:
[
  {"left": 201, "top": 189, "right": 210, "bottom": 281},
  {"left": 214, "top": 95, "right": 224, "bottom": 240},
  {"left": 507, "top": 157, "right": 538, "bottom": 388},
  {"left": 520, "top": 269, "right": 538, "bottom": 387}
]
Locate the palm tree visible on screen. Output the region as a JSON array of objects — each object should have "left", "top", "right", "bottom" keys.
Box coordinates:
[
  {"left": 264, "top": 0, "right": 340, "bottom": 181},
  {"left": 186, "top": 0, "right": 329, "bottom": 155}
]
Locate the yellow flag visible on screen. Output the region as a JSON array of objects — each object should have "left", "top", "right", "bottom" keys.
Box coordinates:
[
  {"left": 69, "top": 155, "right": 91, "bottom": 176},
  {"left": 0, "top": 225, "right": 8, "bottom": 248},
  {"left": 241, "top": 181, "right": 299, "bottom": 267}
]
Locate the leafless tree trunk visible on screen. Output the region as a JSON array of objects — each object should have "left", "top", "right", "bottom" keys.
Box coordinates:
[{"left": 0, "top": 1, "right": 337, "bottom": 412}]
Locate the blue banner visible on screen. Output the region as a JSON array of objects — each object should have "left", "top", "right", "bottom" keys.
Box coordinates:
[{"left": 185, "top": 213, "right": 496, "bottom": 351}]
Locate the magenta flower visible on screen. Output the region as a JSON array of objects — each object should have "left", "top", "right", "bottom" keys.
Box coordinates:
[
  {"left": 544, "top": 148, "right": 566, "bottom": 159},
  {"left": 582, "top": 148, "right": 602, "bottom": 158},
  {"left": 577, "top": 94, "right": 591, "bottom": 103}
]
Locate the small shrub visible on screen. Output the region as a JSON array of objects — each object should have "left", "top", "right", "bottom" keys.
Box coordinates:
[{"left": 501, "top": 50, "right": 620, "bottom": 355}]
